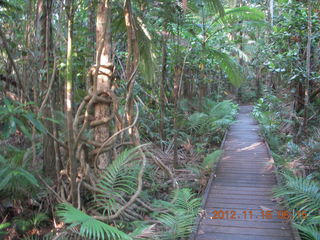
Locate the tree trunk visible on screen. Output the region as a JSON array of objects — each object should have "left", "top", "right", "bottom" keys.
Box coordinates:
[
  {"left": 93, "top": 0, "right": 113, "bottom": 168},
  {"left": 37, "top": 0, "right": 56, "bottom": 179},
  {"left": 303, "top": 0, "right": 312, "bottom": 129},
  {"left": 173, "top": 66, "right": 181, "bottom": 168},
  {"left": 159, "top": 32, "right": 168, "bottom": 141},
  {"left": 65, "top": 0, "right": 77, "bottom": 207},
  {"left": 269, "top": 0, "right": 274, "bottom": 26},
  {"left": 124, "top": 0, "right": 140, "bottom": 145}
]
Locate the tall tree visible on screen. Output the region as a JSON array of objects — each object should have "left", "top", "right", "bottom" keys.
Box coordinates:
[
  {"left": 124, "top": 0, "right": 140, "bottom": 145},
  {"left": 93, "top": 0, "right": 114, "bottom": 168},
  {"left": 65, "top": 0, "right": 77, "bottom": 206},
  {"left": 36, "top": 0, "right": 56, "bottom": 178}
]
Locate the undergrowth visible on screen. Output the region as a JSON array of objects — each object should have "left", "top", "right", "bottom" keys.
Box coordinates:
[
  {"left": 0, "top": 98, "right": 238, "bottom": 239},
  {"left": 253, "top": 93, "right": 320, "bottom": 240}
]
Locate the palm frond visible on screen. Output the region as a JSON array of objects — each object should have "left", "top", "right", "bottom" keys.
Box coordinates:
[
  {"left": 211, "top": 50, "right": 245, "bottom": 87},
  {"left": 202, "top": 0, "right": 225, "bottom": 17},
  {"left": 153, "top": 188, "right": 201, "bottom": 240},
  {"left": 94, "top": 148, "right": 140, "bottom": 217},
  {"left": 223, "top": 6, "right": 265, "bottom": 23},
  {"left": 202, "top": 150, "right": 223, "bottom": 169},
  {"left": 0, "top": 165, "right": 39, "bottom": 199},
  {"left": 294, "top": 224, "right": 320, "bottom": 240},
  {"left": 56, "top": 203, "right": 132, "bottom": 240},
  {"left": 274, "top": 174, "right": 320, "bottom": 216}
]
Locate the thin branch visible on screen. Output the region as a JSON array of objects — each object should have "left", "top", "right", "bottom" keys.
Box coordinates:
[
  {"left": 0, "top": 26, "right": 27, "bottom": 99},
  {"left": 39, "top": 54, "right": 57, "bottom": 114}
]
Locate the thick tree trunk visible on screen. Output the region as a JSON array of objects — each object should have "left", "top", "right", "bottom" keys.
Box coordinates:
[
  {"left": 37, "top": 0, "right": 56, "bottom": 179},
  {"left": 93, "top": 0, "right": 113, "bottom": 168}
]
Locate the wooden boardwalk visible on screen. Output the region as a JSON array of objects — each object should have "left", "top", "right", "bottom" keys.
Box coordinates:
[{"left": 193, "top": 106, "right": 296, "bottom": 240}]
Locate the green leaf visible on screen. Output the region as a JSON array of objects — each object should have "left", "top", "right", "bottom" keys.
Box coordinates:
[
  {"left": 211, "top": 50, "right": 245, "bottom": 87},
  {"left": 202, "top": 150, "right": 223, "bottom": 169},
  {"left": 14, "top": 117, "right": 31, "bottom": 139},
  {"left": 24, "top": 113, "right": 46, "bottom": 133},
  {"left": 56, "top": 203, "right": 132, "bottom": 240}
]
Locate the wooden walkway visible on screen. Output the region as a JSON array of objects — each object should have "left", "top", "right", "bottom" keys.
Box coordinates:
[{"left": 193, "top": 106, "right": 296, "bottom": 240}]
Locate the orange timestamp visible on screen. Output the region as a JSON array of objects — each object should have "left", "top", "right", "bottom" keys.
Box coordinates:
[{"left": 210, "top": 210, "right": 308, "bottom": 220}]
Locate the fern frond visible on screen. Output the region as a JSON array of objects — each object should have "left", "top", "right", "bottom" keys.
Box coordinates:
[{"left": 56, "top": 203, "right": 132, "bottom": 240}]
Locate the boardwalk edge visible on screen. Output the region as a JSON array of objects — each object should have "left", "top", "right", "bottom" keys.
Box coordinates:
[
  {"left": 263, "top": 138, "right": 302, "bottom": 240},
  {"left": 188, "top": 129, "right": 229, "bottom": 240}
]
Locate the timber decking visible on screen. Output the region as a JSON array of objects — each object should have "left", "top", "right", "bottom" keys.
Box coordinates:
[{"left": 193, "top": 105, "right": 295, "bottom": 240}]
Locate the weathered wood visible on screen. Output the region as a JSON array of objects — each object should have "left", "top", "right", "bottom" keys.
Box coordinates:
[{"left": 193, "top": 106, "right": 296, "bottom": 240}]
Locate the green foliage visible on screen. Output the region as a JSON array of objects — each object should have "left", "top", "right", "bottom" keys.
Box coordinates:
[
  {"left": 274, "top": 174, "right": 320, "bottom": 239},
  {"left": 187, "top": 99, "right": 238, "bottom": 137},
  {"left": 13, "top": 213, "right": 49, "bottom": 235},
  {"left": 94, "top": 147, "right": 140, "bottom": 217},
  {"left": 0, "top": 149, "right": 39, "bottom": 199},
  {"left": 153, "top": 188, "right": 201, "bottom": 240},
  {"left": 274, "top": 174, "right": 320, "bottom": 217},
  {"left": 0, "top": 222, "right": 10, "bottom": 238},
  {"left": 202, "top": 150, "right": 223, "bottom": 170},
  {"left": 294, "top": 224, "right": 320, "bottom": 240},
  {"left": 252, "top": 95, "right": 289, "bottom": 151},
  {"left": 56, "top": 203, "right": 132, "bottom": 240},
  {"left": 223, "top": 6, "right": 265, "bottom": 23},
  {"left": 0, "top": 98, "right": 45, "bottom": 139},
  {"left": 211, "top": 50, "right": 245, "bottom": 87}
]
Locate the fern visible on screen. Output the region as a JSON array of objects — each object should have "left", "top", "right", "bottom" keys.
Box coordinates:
[{"left": 56, "top": 203, "right": 132, "bottom": 240}]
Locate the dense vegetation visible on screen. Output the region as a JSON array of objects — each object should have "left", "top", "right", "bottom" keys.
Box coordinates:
[{"left": 0, "top": 0, "right": 319, "bottom": 239}]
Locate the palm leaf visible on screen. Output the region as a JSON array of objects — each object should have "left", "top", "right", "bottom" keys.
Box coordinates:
[
  {"left": 294, "top": 224, "right": 320, "bottom": 240},
  {"left": 94, "top": 148, "right": 140, "bottom": 217},
  {"left": 274, "top": 174, "right": 320, "bottom": 216},
  {"left": 202, "top": 150, "right": 223, "bottom": 169},
  {"left": 211, "top": 50, "right": 245, "bottom": 87},
  {"left": 223, "top": 6, "right": 265, "bottom": 23},
  {"left": 154, "top": 188, "right": 201, "bottom": 240},
  {"left": 201, "top": 0, "right": 225, "bottom": 17},
  {"left": 56, "top": 203, "right": 132, "bottom": 240}
]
